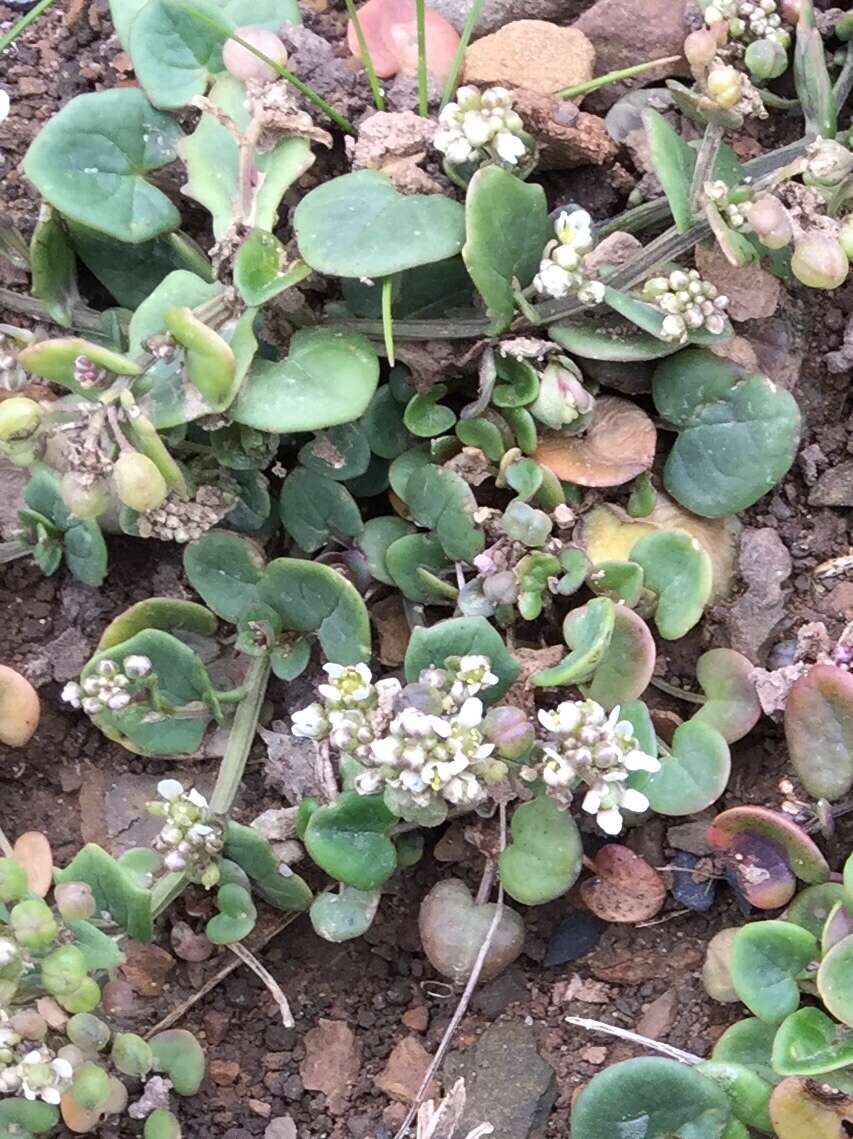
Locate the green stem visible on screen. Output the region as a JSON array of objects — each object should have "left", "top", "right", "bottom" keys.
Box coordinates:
[
  {"left": 343, "top": 0, "right": 384, "bottom": 111},
  {"left": 416, "top": 0, "right": 428, "bottom": 116},
  {"left": 150, "top": 871, "right": 188, "bottom": 920},
  {"left": 209, "top": 654, "right": 271, "bottom": 815},
  {"left": 381, "top": 277, "right": 396, "bottom": 365},
  {"left": 0, "top": 0, "right": 59, "bottom": 53},
  {"left": 440, "top": 0, "right": 486, "bottom": 110},
  {"left": 557, "top": 54, "right": 682, "bottom": 100},
  {"left": 215, "top": 685, "right": 250, "bottom": 705},
  {"left": 834, "top": 39, "right": 853, "bottom": 110}
]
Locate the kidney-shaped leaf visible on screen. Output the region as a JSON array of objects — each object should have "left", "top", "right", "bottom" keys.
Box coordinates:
[
  {"left": 419, "top": 878, "right": 524, "bottom": 984},
  {"left": 784, "top": 664, "right": 853, "bottom": 802},
  {"left": 405, "top": 464, "right": 484, "bottom": 562},
  {"left": 24, "top": 89, "right": 183, "bottom": 243},
  {"left": 580, "top": 844, "right": 666, "bottom": 923},
  {"left": 773, "top": 1007, "right": 853, "bottom": 1077},
  {"left": 304, "top": 792, "right": 397, "bottom": 890},
  {"left": 630, "top": 720, "right": 730, "bottom": 816},
  {"left": 584, "top": 604, "right": 656, "bottom": 711},
  {"left": 731, "top": 920, "right": 817, "bottom": 1024},
  {"left": 233, "top": 328, "right": 379, "bottom": 433},
  {"left": 280, "top": 469, "right": 363, "bottom": 553},
  {"left": 404, "top": 617, "right": 519, "bottom": 703},
  {"left": 294, "top": 170, "right": 465, "bottom": 277},
  {"left": 708, "top": 807, "right": 830, "bottom": 885},
  {"left": 534, "top": 396, "right": 656, "bottom": 488},
  {"left": 692, "top": 648, "right": 762, "bottom": 743},
  {"left": 498, "top": 796, "right": 582, "bottom": 906},
  {"left": 653, "top": 349, "right": 801, "bottom": 518},
  {"left": 630, "top": 529, "right": 713, "bottom": 640},
  {"left": 570, "top": 1057, "right": 733, "bottom": 1139}
]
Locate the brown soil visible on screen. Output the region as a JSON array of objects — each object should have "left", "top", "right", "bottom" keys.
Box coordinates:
[{"left": 1, "top": 0, "right": 853, "bottom": 1136}]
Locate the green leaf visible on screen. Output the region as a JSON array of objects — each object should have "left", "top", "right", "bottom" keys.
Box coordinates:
[
  {"left": 385, "top": 533, "right": 453, "bottom": 603},
  {"left": 630, "top": 529, "right": 713, "bottom": 640},
  {"left": 294, "top": 170, "right": 466, "bottom": 277},
  {"left": 280, "top": 469, "right": 363, "bottom": 552},
  {"left": 461, "top": 165, "right": 551, "bottom": 334},
  {"left": 404, "top": 617, "right": 519, "bottom": 703},
  {"left": 696, "top": 1061, "right": 773, "bottom": 1134},
  {"left": 784, "top": 664, "right": 853, "bottom": 802},
  {"left": 149, "top": 1029, "right": 205, "bottom": 1095},
  {"left": 498, "top": 796, "right": 582, "bottom": 905},
  {"left": 711, "top": 1018, "right": 779, "bottom": 1086},
  {"left": 630, "top": 720, "right": 730, "bottom": 816},
  {"left": 644, "top": 110, "right": 696, "bottom": 234},
  {"left": 772, "top": 1007, "right": 853, "bottom": 1077},
  {"left": 584, "top": 603, "right": 656, "bottom": 711},
  {"left": 358, "top": 516, "right": 414, "bottom": 585},
  {"left": 341, "top": 256, "right": 474, "bottom": 319},
  {"left": 109, "top": 0, "right": 150, "bottom": 49},
  {"left": 571, "top": 1057, "right": 733, "bottom": 1139},
  {"left": 30, "top": 208, "right": 77, "bottom": 327},
  {"left": 180, "top": 75, "right": 314, "bottom": 240},
  {"left": 310, "top": 885, "right": 381, "bottom": 943},
  {"left": 405, "top": 465, "right": 484, "bottom": 562},
  {"left": 24, "top": 89, "right": 183, "bottom": 243},
  {"left": 130, "top": 0, "right": 227, "bottom": 109},
  {"left": 794, "top": 3, "right": 837, "bottom": 138},
  {"left": 98, "top": 598, "right": 217, "bottom": 651},
  {"left": 234, "top": 229, "right": 310, "bottom": 306},
  {"left": 403, "top": 385, "right": 457, "bottom": 438},
  {"left": 786, "top": 883, "right": 847, "bottom": 940},
  {"left": 18, "top": 337, "right": 141, "bottom": 395},
  {"left": 206, "top": 882, "right": 257, "bottom": 944},
  {"left": 184, "top": 530, "right": 266, "bottom": 622},
  {"left": 223, "top": 820, "right": 312, "bottom": 910},
  {"left": 54, "top": 845, "right": 153, "bottom": 942},
  {"left": 259, "top": 558, "right": 371, "bottom": 664},
  {"left": 66, "top": 920, "right": 124, "bottom": 971},
  {"left": 550, "top": 317, "right": 682, "bottom": 362},
  {"left": 691, "top": 648, "right": 762, "bottom": 744},
  {"left": 0, "top": 1100, "right": 59, "bottom": 1136},
  {"left": 298, "top": 423, "right": 371, "bottom": 482},
  {"left": 233, "top": 327, "right": 379, "bottom": 433},
  {"left": 304, "top": 792, "right": 397, "bottom": 890},
  {"left": 731, "top": 920, "right": 817, "bottom": 1024},
  {"left": 653, "top": 349, "right": 801, "bottom": 518},
  {"left": 63, "top": 522, "right": 108, "bottom": 588},
  {"left": 533, "top": 597, "right": 616, "bottom": 688},
  {"left": 817, "top": 932, "right": 853, "bottom": 1029},
  {"left": 588, "top": 560, "right": 644, "bottom": 607}
]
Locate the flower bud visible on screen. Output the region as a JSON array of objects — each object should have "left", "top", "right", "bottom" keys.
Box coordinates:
[
  {"left": 483, "top": 705, "right": 534, "bottom": 760},
  {"left": 124, "top": 654, "right": 152, "bottom": 678},
  {"left": 113, "top": 451, "right": 168, "bottom": 513},
  {"left": 707, "top": 65, "right": 742, "bottom": 109},
  {"left": 223, "top": 27, "right": 288, "bottom": 83},
  {"left": 10, "top": 898, "right": 58, "bottom": 950},
  {"left": 55, "top": 882, "right": 96, "bottom": 922},
  {"left": 746, "top": 195, "right": 793, "bottom": 249},
  {"left": 745, "top": 38, "right": 788, "bottom": 79},
  {"left": 684, "top": 29, "right": 718, "bottom": 70},
  {"left": 791, "top": 235, "right": 850, "bottom": 290},
  {"left": 840, "top": 217, "right": 853, "bottom": 261},
  {"left": 0, "top": 396, "right": 41, "bottom": 442}
]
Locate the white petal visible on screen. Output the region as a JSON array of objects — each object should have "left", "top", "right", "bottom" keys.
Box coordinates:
[
  {"left": 187, "top": 788, "right": 208, "bottom": 808},
  {"left": 456, "top": 697, "right": 484, "bottom": 728},
  {"left": 621, "top": 788, "right": 650, "bottom": 814},
  {"left": 582, "top": 788, "right": 602, "bottom": 813},
  {"left": 597, "top": 807, "right": 623, "bottom": 835},
  {"left": 157, "top": 779, "right": 184, "bottom": 801},
  {"left": 51, "top": 1058, "right": 73, "bottom": 1079}
]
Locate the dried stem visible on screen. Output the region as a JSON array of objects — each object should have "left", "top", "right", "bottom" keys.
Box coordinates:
[
  {"left": 564, "top": 1016, "right": 702, "bottom": 1064},
  {"left": 228, "top": 941, "right": 295, "bottom": 1028},
  {"left": 689, "top": 124, "right": 724, "bottom": 215},
  {"left": 0, "top": 825, "right": 15, "bottom": 859},
  {"left": 393, "top": 803, "right": 507, "bottom": 1139}
]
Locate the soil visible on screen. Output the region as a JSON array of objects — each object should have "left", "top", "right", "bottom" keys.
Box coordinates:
[{"left": 1, "top": 0, "right": 853, "bottom": 1136}]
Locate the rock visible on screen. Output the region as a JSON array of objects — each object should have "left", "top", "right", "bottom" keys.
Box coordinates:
[
  {"left": 670, "top": 851, "right": 716, "bottom": 913},
  {"left": 820, "top": 582, "right": 853, "bottom": 618},
  {"left": 709, "top": 334, "right": 760, "bottom": 372},
  {"left": 428, "top": 0, "right": 566, "bottom": 37},
  {"left": 695, "top": 244, "right": 781, "bottom": 323},
  {"left": 544, "top": 910, "right": 606, "bottom": 966},
  {"left": 667, "top": 819, "right": 714, "bottom": 857},
  {"left": 374, "top": 1036, "right": 439, "bottom": 1103},
  {"left": 433, "top": 822, "right": 467, "bottom": 862},
  {"left": 512, "top": 89, "right": 618, "bottom": 169},
  {"left": 580, "top": 1045, "right": 608, "bottom": 1065},
  {"left": 346, "top": 110, "right": 442, "bottom": 195},
  {"left": 445, "top": 1022, "right": 556, "bottom": 1139},
  {"left": 575, "top": 0, "right": 696, "bottom": 110},
  {"left": 209, "top": 1060, "right": 241, "bottom": 1087},
  {"left": 249, "top": 1100, "right": 272, "bottom": 1119},
  {"left": 463, "top": 21, "right": 595, "bottom": 97},
  {"left": 300, "top": 1019, "right": 361, "bottom": 1116},
  {"left": 265, "top": 1118, "right": 297, "bottom": 1139},
  {"left": 0, "top": 459, "right": 27, "bottom": 540},
  {"left": 552, "top": 974, "right": 612, "bottom": 1004},
  {"left": 120, "top": 942, "right": 176, "bottom": 997},
  {"left": 584, "top": 231, "right": 643, "bottom": 273},
  {"left": 401, "top": 1005, "right": 429, "bottom": 1032},
  {"left": 636, "top": 990, "right": 678, "bottom": 1040},
  {"left": 725, "top": 527, "right": 792, "bottom": 662},
  {"left": 810, "top": 461, "right": 853, "bottom": 507},
  {"left": 472, "top": 964, "right": 528, "bottom": 1017}
]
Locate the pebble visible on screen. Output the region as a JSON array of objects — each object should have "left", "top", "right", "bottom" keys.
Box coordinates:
[
  {"left": 401, "top": 1006, "right": 429, "bottom": 1032},
  {"left": 667, "top": 820, "right": 714, "bottom": 857},
  {"left": 463, "top": 20, "right": 595, "bottom": 97},
  {"left": 635, "top": 989, "right": 678, "bottom": 1040},
  {"left": 669, "top": 851, "right": 716, "bottom": 913},
  {"left": 427, "top": 0, "right": 565, "bottom": 36},
  {"left": 209, "top": 1060, "right": 241, "bottom": 1087},
  {"left": 264, "top": 1118, "right": 297, "bottom": 1139},
  {"left": 580, "top": 1045, "right": 608, "bottom": 1065},
  {"left": 544, "top": 910, "right": 607, "bottom": 966},
  {"left": 300, "top": 1019, "right": 361, "bottom": 1116},
  {"left": 374, "top": 1036, "right": 439, "bottom": 1103},
  {"left": 695, "top": 244, "right": 781, "bottom": 323},
  {"left": 809, "top": 461, "right": 853, "bottom": 508}
]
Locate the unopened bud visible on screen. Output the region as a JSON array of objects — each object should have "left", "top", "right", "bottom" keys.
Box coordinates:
[
  {"left": 684, "top": 28, "right": 718, "bottom": 70},
  {"left": 707, "top": 65, "right": 742, "bottom": 109},
  {"left": 805, "top": 139, "right": 853, "bottom": 187},
  {"left": 791, "top": 235, "right": 850, "bottom": 290},
  {"left": 840, "top": 217, "right": 853, "bottom": 261},
  {"left": 223, "top": 26, "right": 288, "bottom": 82},
  {"left": 0, "top": 396, "right": 41, "bottom": 442}
]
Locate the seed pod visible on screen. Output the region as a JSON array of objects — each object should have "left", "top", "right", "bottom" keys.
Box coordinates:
[
  {"left": 791, "top": 235, "right": 850, "bottom": 289},
  {"left": 684, "top": 28, "right": 718, "bottom": 70},
  {"left": 9, "top": 897, "right": 58, "bottom": 949},
  {"left": 55, "top": 882, "right": 96, "bottom": 922},
  {"left": 840, "top": 217, "right": 853, "bottom": 260},
  {"left": 163, "top": 306, "right": 236, "bottom": 410},
  {"left": 0, "top": 396, "right": 41, "bottom": 441},
  {"left": 223, "top": 26, "right": 288, "bottom": 82},
  {"left": 113, "top": 452, "right": 168, "bottom": 513},
  {"left": 746, "top": 195, "right": 793, "bottom": 249},
  {"left": 745, "top": 37, "right": 788, "bottom": 79},
  {"left": 40, "top": 945, "right": 88, "bottom": 997},
  {"left": 60, "top": 472, "right": 110, "bottom": 520}
]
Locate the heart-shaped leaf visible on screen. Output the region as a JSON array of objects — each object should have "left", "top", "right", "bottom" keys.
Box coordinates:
[
  {"left": 708, "top": 807, "right": 830, "bottom": 885},
  {"left": 630, "top": 720, "right": 730, "bottom": 816},
  {"left": 385, "top": 533, "right": 454, "bottom": 603},
  {"left": 818, "top": 933, "right": 853, "bottom": 1029},
  {"left": 149, "top": 1029, "right": 205, "bottom": 1095},
  {"left": 298, "top": 423, "right": 372, "bottom": 482},
  {"left": 712, "top": 1017, "right": 780, "bottom": 1085},
  {"left": 54, "top": 844, "right": 152, "bottom": 942},
  {"left": 205, "top": 882, "right": 257, "bottom": 944},
  {"left": 418, "top": 878, "right": 524, "bottom": 984},
  {"left": 403, "top": 385, "right": 457, "bottom": 438},
  {"left": 580, "top": 844, "right": 666, "bottom": 923},
  {"left": 294, "top": 170, "right": 465, "bottom": 277},
  {"left": 404, "top": 617, "right": 519, "bottom": 704},
  {"left": 732, "top": 920, "right": 817, "bottom": 1024},
  {"left": 724, "top": 832, "right": 797, "bottom": 910},
  {"left": 97, "top": 597, "right": 217, "bottom": 651},
  {"left": 773, "top": 1007, "right": 853, "bottom": 1076},
  {"left": 570, "top": 1057, "right": 733, "bottom": 1139},
  {"left": 696, "top": 1060, "right": 773, "bottom": 1134},
  {"left": 233, "top": 328, "right": 379, "bottom": 434},
  {"left": 588, "top": 560, "right": 644, "bottom": 607},
  {"left": 498, "top": 796, "right": 582, "bottom": 905},
  {"left": 259, "top": 558, "right": 371, "bottom": 664},
  {"left": 534, "top": 396, "right": 656, "bottom": 488},
  {"left": 784, "top": 664, "right": 853, "bottom": 801},
  {"left": 180, "top": 76, "right": 314, "bottom": 240},
  {"left": 405, "top": 464, "right": 484, "bottom": 562},
  {"left": 183, "top": 530, "right": 266, "bottom": 622},
  {"left": 653, "top": 349, "right": 801, "bottom": 518},
  {"left": 304, "top": 792, "right": 397, "bottom": 890},
  {"left": 24, "top": 89, "right": 183, "bottom": 243},
  {"left": 630, "top": 529, "right": 713, "bottom": 640},
  {"left": 533, "top": 597, "right": 616, "bottom": 688},
  {"left": 280, "top": 469, "right": 363, "bottom": 553},
  {"left": 310, "top": 885, "right": 381, "bottom": 943},
  {"left": 584, "top": 604, "right": 656, "bottom": 711},
  {"left": 129, "top": 0, "right": 227, "bottom": 109},
  {"left": 462, "top": 165, "right": 551, "bottom": 334},
  {"left": 691, "top": 648, "right": 762, "bottom": 743},
  {"left": 769, "top": 1076, "right": 853, "bottom": 1139},
  {"left": 357, "top": 516, "right": 414, "bottom": 584},
  {"left": 222, "top": 820, "right": 312, "bottom": 910}
]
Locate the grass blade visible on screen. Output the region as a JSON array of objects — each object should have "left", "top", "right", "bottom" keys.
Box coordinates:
[{"left": 440, "top": 0, "right": 485, "bottom": 110}]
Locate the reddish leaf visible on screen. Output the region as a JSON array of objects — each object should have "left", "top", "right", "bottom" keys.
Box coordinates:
[
  {"left": 785, "top": 664, "right": 853, "bottom": 801},
  {"left": 580, "top": 845, "right": 666, "bottom": 923},
  {"left": 708, "top": 806, "right": 829, "bottom": 885}
]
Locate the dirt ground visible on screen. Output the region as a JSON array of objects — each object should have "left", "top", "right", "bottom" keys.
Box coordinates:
[{"left": 2, "top": 0, "right": 853, "bottom": 1135}]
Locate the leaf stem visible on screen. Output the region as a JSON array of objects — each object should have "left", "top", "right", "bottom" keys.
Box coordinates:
[
  {"left": 0, "top": 0, "right": 59, "bottom": 54},
  {"left": 381, "top": 277, "right": 396, "bottom": 365},
  {"left": 834, "top": 38, "right": 853, "bottom": 111},
  {"left": 557, "top": 54, "right": 682, "bottom": 100},
  {"left": 416, "top": 0, "right": 428, "bottom": 116},
  {"left": 210, "top": 654, "right": 271, "bottom": 815},
  {"left": 440, "top": 0, "right": 486, "bottom": 110},
  {"left": 343, "top": 0, "right": 385, "bottom": 111},
  {"left": 649, "top": 676, "right": 706, "bottom": 705}
]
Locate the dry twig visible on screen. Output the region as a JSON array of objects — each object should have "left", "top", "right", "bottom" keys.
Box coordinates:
[{"left": 564, "top": 1016, "right": 701, "bottom": 1064}]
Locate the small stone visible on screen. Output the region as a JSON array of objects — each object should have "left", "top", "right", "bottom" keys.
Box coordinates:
[
  {"left": 810, "top": 461, "right": 853, "bottom": 508},
  {"left": 433, "top": 822, "right": 467, "bottom": 862},
  {"left": 544, "top": 911, "right": 606, "bottom": 966},
  {"left": 552, "top": 974, "right": 612, "bottom": 1005},
  {"left": 695, "top": 244, "right": 781, "bottom": 322},
  {"left": 265, "top": 1118, "right": 297, "bottom": 1139},
  {"left": 210, "top": 1060, "right": 241, "bottom": 1087},
  {"left": 512, "top": 89, "right": 618, "bottom": 170},
  {"left": 667, "top": 820, "right": 714, "bottom": 857},
  {"left": 300, "top": 1019, "right": 361, "bottom": 1116},
  {"left": 120, "top": 942, "right": 176, "bottom": 997},
  {"left": 401, "top": 1006, "right": 429, "bottom": 1032},
  {"left": 670, "top": 851, "right": 716, "bottom": 913},
  {"left": 580, "top": 1045, "right": 607, "bottom": 1065},
  {"left": 427, "top": 0, "right": 566, "bottom": 36},
  {"left": 463, "top": 21, "right": 595, "bottom": 97},
  {"left": 725, "top": 527, "right": 792, "bottom": 662},
  {"left": 375, "top": 1036, "right": 439, "bottom": 1103},
  {"left": 249, "top": 1100, "right": 271, "bottom": 1119},
  {"left": 635, "top": 989, "right": 678, "bottom": 1040},
  {"left": 472, "top": 964, "right": 528, "bottom": 1017}
]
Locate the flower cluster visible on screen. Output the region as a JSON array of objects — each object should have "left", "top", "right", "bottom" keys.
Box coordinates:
[
  {"left": 704, "top": 179, "right": 748, "bottom": 230},
  {"left": 434, "top": 86, "right": 531, "bottom": 170},
  {"left": 0, "top": 1028, "right": 72, "bottom": 1105},
  {"left": 137, "top": 483, "right": 236, "bottom": 543},
  {"left": 641, "top": 268, "right": 729, "bottom": 343},
  {"left": 72, "top": 354, "right": 109, "bottom": 391},
  {"left": 533, "top": 210, "right": 605, "bottom": 304},
  {"left": 522, "top": 699, "right": 660, "bottom": 835},
  {"left": 148, "top": 780, "right": 224, "bottom": 887},
  {"left": 291, "top": 659, "right": 505, "bottom": 818},
  {"left": 704, "top": 0, "right": 790, "bottom": 48},
  {"left": 61, "top": 654, "right": 153, "bottom": 717}
]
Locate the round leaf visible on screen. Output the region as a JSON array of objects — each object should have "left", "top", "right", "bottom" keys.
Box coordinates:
[
  {"left": 785, "top": 883, "right": 846, "bottom": 940},
  {"left": 630, "top": 720, "right": 730, "bottom": 816},
  {"left": 280, "top": 469, "right": 363, "bottom": 553},
  {"left": 707, "top": 807, "right": 830, "bottom": 885},
  {"left": 630, "top": 528, "right": 713, "bottom": 640},
  {"left": 298, "top": 422, "right": 371, "bottom": 482},
  {"left": 769, "top": 1076, "right": 853, "bottom": 1139},
  {"left": 585, "top": 604, "right": 656, "bottom": 711},
  {"left": 712, "top": 1018, "right": 779, "bottom": 1086},
  {"left": 533, "top": 597, "right": 616, "bottom": 688},
  {"left": 149, "top": 1029, "right": 205, "bottom": 1095},
  {"left": 358, "top": 516, "right": 414, "bottom": 584},
  {"left": 304, "top": 792, "right": 397, "bottom": 890},
  {"left": 404, "top": 617, "right": 519, "bottom": 704},
  {"left": 310, "top": 885, "right": 381, "bottom": 943},
  {"left": 818, "top": 932, "right": 853, "bottom": 1029},
  {"left": 405, "top": 464, "right": 484, "bottom": 562},
  {"left": 784, "top": 664, "right": 853, "bottom": 801},
  {"left": 773, "top": 1007, "right": 853, "bottom": 1077},
  {"left": 97, "top": 598, "right": 217, "bottom": 651},
  {"left": 385, "top": 533, "right": 454, "bottom": 604},
  {"left": 183, "top": 530, "right": 266, "bottom": 622},
  {"left": 534, "top": 396, "right": 656, "bottom": 487},
  {"left": 731, "top": 920, "right": 817, "bottom": 1024},
  {"left": 498, "top": 796, "right": 582, "bottom": 905},
  {"left": 205, "top": 883, "right": 257, "bottom": 944},
  {"left": 692, "top": 648, "right": 762, "bottom": 743}
]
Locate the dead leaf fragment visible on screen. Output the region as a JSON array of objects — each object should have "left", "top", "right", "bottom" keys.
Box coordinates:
[
  {"left": 580, "top": 845, "right": 666, "bottom": 922},
  {"left": 13, "top": 831, "right": 53, "bottom": 898},
  {"left": 534, "top": 397, "right": 656, "bottom": 487},
  {"left": 300, "top": 1019, "right": 361, "bottom": 1116}
]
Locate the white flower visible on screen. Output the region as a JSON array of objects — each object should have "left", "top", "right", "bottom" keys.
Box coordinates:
[
  {"left": 533, "top": 261, "right": 573, "bottom": 299},
  {"left": 577, "top": 280, "right": 606, "bottom": 305},
  {"left": 61, "top": 682, "right": 82, "bottom": 709},
  {"left": 0, "top": 938, "right": 19, "bottom": 966},
  {"left": 494, "top": 130, "right": 526, "bottom": 165},
  {"left": 157, "top": 779, "right": 184, "bottom": 801},
  {"left": 555, "top": 209, "right": 594, "bottom": 252},
  {"left": 106, "top": 691, "right": 131, "bottom": 711},
  {"left": 163, "top": 851, "right": 187, "bottom": 872},
  {"left": 186, "top": 788, "right": 208, "bottom": 808},
  {"left": 291, "top": 701, "right": 330, "bottom": 739},
  {"left": 318, "top": 663, "right": 373, "bottom": 706},
  {"left": 434, "top": 85, "right": 531, "bottom": 171},
  {"left": 124, "top": 654, "right": 153, "bottom": 678}
]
